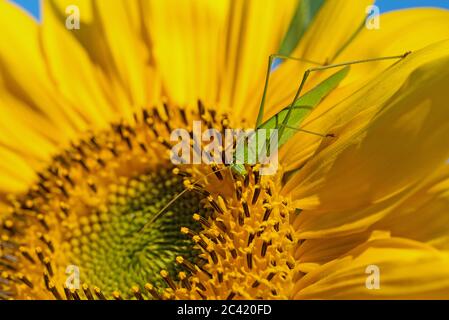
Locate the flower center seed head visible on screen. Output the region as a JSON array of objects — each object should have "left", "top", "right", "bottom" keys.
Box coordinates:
[
  {"left": 1, "top": 102, "right": 297, "bottom": 300},
  {"left": 0, "top": 105, "right": 212, "bottom": 299},
  {"left": 68, "top": 169, "right": 209, "bottom": 294}
]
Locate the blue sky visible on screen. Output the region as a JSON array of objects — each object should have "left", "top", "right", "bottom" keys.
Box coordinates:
[
  {"left": 8, "top": 0, "right": 449, "bottom": 20},
  {"left": 10, "top": 0, "right": 40, "bottom": 19},
  {"left": 377, "top": 0, "right": 449, "bottom": 11}
]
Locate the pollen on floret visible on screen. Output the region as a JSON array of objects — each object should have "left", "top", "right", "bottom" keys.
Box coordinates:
[{"left": 156, "top": 165, "right": 299, "bottom": 300}]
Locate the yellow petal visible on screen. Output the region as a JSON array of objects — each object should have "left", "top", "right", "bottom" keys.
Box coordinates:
[
  {"left": 145, "top": 0, "right": 296, "bottom": 117},
  {"left": 294, "top": 169, "right": 449, "bottom": 272},
  {"left": 279, "top": 80, "right": 364, "bottom": 171},
  {"left": 0, "top": 147, "right": 36, "bottom": 193},
  {"left": 49, "top": 0, "right": 139, "bottom": 117},
  {"left": 372, "top": 167, "right": 449, "bottom": 250},
  {"left": 295, "top": 230, "right": 393, "bottom": 275},
  {"left": 0, "top": 90, "right": 57, "bottom": 163},
  {"left": 293, "top": 0, "right": 373, "bottom": 62},
  {"left": 262, "top": 0, "right": 373, "bottom": 122},
  {"left": 283, "top": 45, "right": 449, "bottom": 238},
  {"left": 0, "top": 173, "right": 29, "bottom": 194},
  {"left": 51, "top": 0, "right": 165, "bottom": 120},
  {"left": 0, "top": 0, "right": 86, "bottom": 139},
  {"left": 41, "top": 1, "right": 118, "bottom": 128},
  {"left": 94, "top": 0, "right": 152, "bottom": 113},
  {"left": 337, "top": 8, "right": 449, "bottom": 85},
  {"left": 51, "top": 0, "right": 93, "bottom": 23},
  {"left": 145, "top": 0, "right": 228, "bottom": 107},
  {"left": 278, "top": 9, "right": 449, "bottom": 171},
  {"left": 219, "top": 0, "right": 297, "bottom": 118},
  {"left": 294, "top": 238, "right": 449, "bottom": 299},
  {"left": 295, "top": 232, "right": 374, "bottom": 271}
]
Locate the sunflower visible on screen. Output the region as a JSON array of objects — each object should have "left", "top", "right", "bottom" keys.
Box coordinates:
[{"left": 2, "top": 0, "right": 449, "bottom": 300}]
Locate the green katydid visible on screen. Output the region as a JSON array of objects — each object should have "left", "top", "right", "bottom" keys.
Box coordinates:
[
  {"left": 230, "top": 51, "right": 412, "bottom": 178},
  {"left": 139, "top": 51, "right": 412, "bottom": 232}
]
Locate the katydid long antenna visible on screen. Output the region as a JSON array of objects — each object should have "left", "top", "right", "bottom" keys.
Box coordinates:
[
  {"left": 139, "top": 51, "right": 412, "bottom": 234},
  {"left": 138, "top": 166, "right": 230, "bottom": 234}
]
